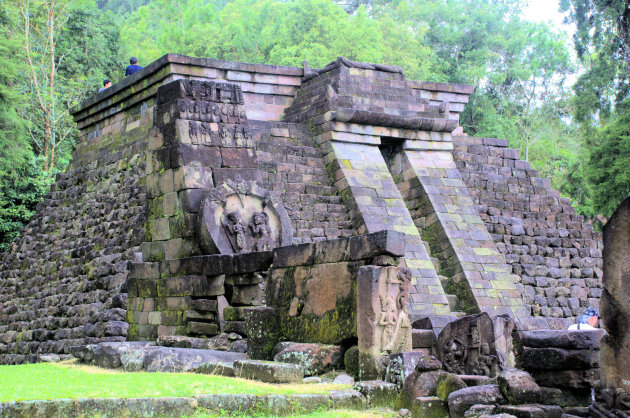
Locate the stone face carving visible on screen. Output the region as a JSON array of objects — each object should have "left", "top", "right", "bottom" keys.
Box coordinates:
[
  {"left": 437, "top": 312, "right": 515, "bottom": 378},
  {"left": 357, "top": 265, "right": 413, "bottom": 380},
  {"left": 199, "top": 180, "right": 293, "bottom": 255}
]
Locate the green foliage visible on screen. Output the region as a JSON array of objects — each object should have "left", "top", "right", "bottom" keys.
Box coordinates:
[
  {"left": 0, "top": 158, "right": 53, "bottom": 251},
  {"left": 584, "top": 100, "right": 630, "bottom": 217}
]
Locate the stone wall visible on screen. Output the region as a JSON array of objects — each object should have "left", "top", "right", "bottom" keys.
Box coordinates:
[
  {"left": 0, "top": 95, "right": 151, "bottom": 364},
  {"left": 453, "top": 136, "right": 603, "bottom": 328}
]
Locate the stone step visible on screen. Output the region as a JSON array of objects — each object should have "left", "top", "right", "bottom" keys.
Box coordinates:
[{"left": 446, "top": 294, "right": 459, "bottom": 311}]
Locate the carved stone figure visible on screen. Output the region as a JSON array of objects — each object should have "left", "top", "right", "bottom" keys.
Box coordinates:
[
  {"left": 234, "top": 126, "right": 245, "bottom": 147},
  {"left": 357, "top": 265, "right": 413, "bottom": 380},
  {"left": 249, "top": 211, "right": 273, "bottom": 251},
  {"left": 223, "top": 211, "right": 250, "bottom": 253},
  {"left": 442, "top": 338, "right": 467, "bottom": 374},
  {"left": 221, "top": 125, "right": 232, "bottom": 147},
  {"left": 189, "top": 121, "right": 199, "bottom": 140}
]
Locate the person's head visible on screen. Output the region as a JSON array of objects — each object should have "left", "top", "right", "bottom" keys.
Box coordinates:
[
  {"left": 130, "top": 57, "right": 138, "bottom": 65},
  {"left": 103, "top": 79, "right": 111, "bottom": 88},
  {"left": 578, "top": 307, "right": 599, "bottom": 327}
]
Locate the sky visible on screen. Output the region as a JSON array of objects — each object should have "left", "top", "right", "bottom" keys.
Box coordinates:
[{"left": 523, "top": 0, "right": 574, "bottom": 34}]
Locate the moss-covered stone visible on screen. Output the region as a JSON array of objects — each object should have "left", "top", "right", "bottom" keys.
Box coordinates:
[{"left": 436, "top": 372, "right": 467, "bottom": 401}]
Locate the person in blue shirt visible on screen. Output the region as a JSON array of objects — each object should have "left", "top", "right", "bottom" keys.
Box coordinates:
[
  {"left": 98, "top": 79, "right": 111, "bottom": 93},
  {"left": 125, "top": 57, "right": 143, "bottom": 76}
]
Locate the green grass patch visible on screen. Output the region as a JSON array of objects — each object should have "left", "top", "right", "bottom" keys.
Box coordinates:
[{"left": 0, "top": 362, "right": 350, "bottom": 402}]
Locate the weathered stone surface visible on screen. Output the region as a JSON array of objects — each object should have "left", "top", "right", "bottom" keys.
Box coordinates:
[
  {"left": 436, "top": 372, "right": 467, "bottom": 401},
  {"left": 353, "top": 380, "right": 398, "bottom": 408},
  {"left": 273, "top": 342, "right": 343, "bottom": 376},
  {"left": 385, "top": 351, "right": 433, "bottom": 389},
  {"left": 496, "top": 404, "right": 563, "bottom": 418},
  {"left": 437, "top": 313, "right": 514, "bottom": 378},
  {"left": 411, "top": 396, "right": 449, "bottom": 418},
  {"left": 329, "top": 389, "right": 366, "bottom": 410},
  {"left": 1, "top": 397, "right": 198, "bottom": 418},
  {"left": 143, "top": 347, "right": 246, "bottom": 372},
  {"left": 497, "top": 368, "right": 541, "bottom": 405},
  {"left": 520, "top": 347, "right": 599, "bottom": 370},
  {"left": 234, "top": 360, "right": 304, "bottom": 383},
  {"left": 333, "top": 374, "right": 355, "bottom": 385},
  {"left": 518, "top": 330, "right": 605, "bottom": 350},
  {"left": 344, "top": 345, "right": 360, "bottom": 379},
  {"left": 193, "top": 361, "right": 235, "bottom": 376},
  {"left": 397, "top": 371, "right": 440, "bottom": 409},
  {"left": 415, "top": 355, "right": 443, "bottom": 372},
  {"left": 412, "top": 329, "right": 437, "bottom": 349},
  {"left": 70, "top": 342, "right": 157, "bottom": 371},
  {"left": 600, "top": 196, "right": 630, "bottom": 393},
  {"left": 447, "top": 385, "right": 507, "bottom": 418},
  {"left": 244, "top": 307, "right": 280, "bottom": 360},
  {"left": 529, "top": 369, "right": 599, "bottom": 390}
]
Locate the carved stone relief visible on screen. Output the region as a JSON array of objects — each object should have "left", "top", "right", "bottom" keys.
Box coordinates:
[
  {"left": 357, "top": 265, "right": 413, "bottom": 379},
  {"left": 198, "top": 179, "right": 293, "bottom": 254},
  {"left": 436, "top": 312, "right": 515, "bottom": 378}
]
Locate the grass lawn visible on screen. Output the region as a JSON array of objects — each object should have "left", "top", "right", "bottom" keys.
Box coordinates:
[{"left": 0, "top": 361, "right": 351, "bottom": 402}]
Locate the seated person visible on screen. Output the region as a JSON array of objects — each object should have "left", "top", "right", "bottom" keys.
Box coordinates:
[
  {"left": 125, "top": 57, "right": 143, "bottom": 76},
  {"left": 98, "top": 79, "right": 111, "bottom": 93},
  {"left": 568, "top": 307, "right": 600, "bottom": 330}
]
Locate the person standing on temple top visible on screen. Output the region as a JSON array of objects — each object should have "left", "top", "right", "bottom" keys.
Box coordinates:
[
  {"left": 125, "top": 57, "right": 143, "bottom": 76},
  {"left": 98, "top": 79, "right": 111, "bottom": 93},
  {"left": 568, "top": 307, "right": 600, "bottom": 330}
]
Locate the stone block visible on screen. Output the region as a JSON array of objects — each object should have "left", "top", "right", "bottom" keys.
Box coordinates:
[
  {"left": 234, "top": 360, "right": 304, "bottom": 383},
  {"left": 273, "top": 342, "right": 343, "bottom": 376},
  {"left": 520, "top": 347, "right": 599, "bottom": 370},
  {"left": 518, "top": 330, "right": 605, "bottom": 350},
  {"left": 447, "top": 385, "right": 507, "bottom": 418},
  {"left": 412, "top": 329, "right": 437, "bottom": 349},
  {"left": 193, "top": 361, "right": 235, "bottom": 376},
  {"left": 188, "top": 322, "right": 219, "bottom": 336},
  {"left": 497, "top": 368, "right": 541, "bottom": 404},
  {"left": 143, "top": 347, "right": 246, "bottom": 372},
  {"left": 349, "top": 230, "right": 406, "bottom": 260},
  {"left": 244, "top": 307, "right": 281, "bottom": 360},
  {"left": 410, "top": 396, "right": 449, "bottom": 418},
  {"left": 353, "top": 380, "right": 398, "bottom": 408}
]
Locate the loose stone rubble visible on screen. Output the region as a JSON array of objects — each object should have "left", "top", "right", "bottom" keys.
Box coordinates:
[{"left": 0, "top": 54, "right": 624, "bottom": 417}]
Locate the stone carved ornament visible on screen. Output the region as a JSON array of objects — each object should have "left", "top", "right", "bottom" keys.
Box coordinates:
[
  {"left": 376, "top": 267, "right": 412, "bottom": 353},
  {"left": 182, "top": 80, "right": 244, "bottom": 104},
  {"left": 198, "top": 178, "right": 292, "bottom": 254},
  {"left": 437, "top": 312, "right": 513, "bottom": 377}
]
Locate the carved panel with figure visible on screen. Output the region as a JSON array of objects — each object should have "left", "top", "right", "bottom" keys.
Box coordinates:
[{"left": 198, "top": 178, "right": 293, "bottom": 254}]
